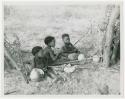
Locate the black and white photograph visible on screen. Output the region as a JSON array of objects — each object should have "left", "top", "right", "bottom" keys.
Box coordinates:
[{"left": 3, "top": 1, "right": 122, "bottom": 95}]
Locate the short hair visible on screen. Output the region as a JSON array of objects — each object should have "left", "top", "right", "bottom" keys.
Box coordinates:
[
  {"left": 44, "top": 36, "right": 55, "bottom": 45},
  {"left": 62, "top": 34, "right": 69, "bottom": 39},
  {"left": 32, "top": 46, "right": 42, "bottom": 56}
]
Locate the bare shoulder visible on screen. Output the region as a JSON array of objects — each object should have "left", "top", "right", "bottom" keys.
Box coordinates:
[{"left": 43, "top": 47, "right": 52, "bottom": 54}]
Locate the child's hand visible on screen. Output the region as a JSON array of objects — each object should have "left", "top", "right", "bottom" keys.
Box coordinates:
[
  {"left": 54, "top": 48, "right": 62, "bottom": 55},
  {"left": 43, "top": 67, "right": 47, "bottom": 71},
  {"left": 74, "top": 49, "right": 79, "bottom": 53}
]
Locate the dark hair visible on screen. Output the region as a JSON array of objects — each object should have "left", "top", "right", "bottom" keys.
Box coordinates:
[
  {"left": 44, "top": 36, "right": 55, "bottom": 45},
  {"left": 32, "top": 46, "right": 42, "bottom": 56},
  {"left": 62, "top": 34, "right": 69, "bottom": 39}
]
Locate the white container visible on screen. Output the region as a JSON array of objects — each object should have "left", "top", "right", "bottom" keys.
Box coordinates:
[
  {"left": 78, "top": 54, "right": 85, "bottom": 61},
  {"left": 93, "top": 55, "right": 100, "bottom": 62},
  {"left": 30, "top": 68, "right": 44, "bottom": 82}
]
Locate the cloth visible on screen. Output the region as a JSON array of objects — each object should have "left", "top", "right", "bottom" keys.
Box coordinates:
[{"left": 61, "top": 43, "right": 79, "bottom": 54}]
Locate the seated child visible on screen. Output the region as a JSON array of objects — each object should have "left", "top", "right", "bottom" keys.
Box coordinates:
[
  {"left": 32, "top": 46, "right": 47, "bottom": 70},
  {"left": 61, "top": 34, "right": 80, "bottom": 53},
  {"left": 43, "top": 36, "right": 62, "bottom": 81},
  {"left": 43, "top": 36, "right": 61, "bottom": 65},
  {"left": 30, "top": 46, "right": 47, "bottom": 82},
  {"left": 61, "top": 34, "right": 80, "bottom": 60},
  {"left": 30, "top": 46, "right": 57, "bottom": 82}
]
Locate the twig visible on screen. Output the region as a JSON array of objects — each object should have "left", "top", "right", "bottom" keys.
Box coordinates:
[
  {"left": 4, "top": 90, "right": 17, "bottom": 95},
  {"left": 73, "top": 28, "right": 90, "bottom": 46},
  {"left": 14, "top": 35, "right": 30, "bottom": 84},
  {"left": 48, "top": 60, "right": 83, "bottom": 67}
]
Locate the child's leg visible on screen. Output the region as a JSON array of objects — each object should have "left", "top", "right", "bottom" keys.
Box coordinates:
[
  {"left": 47, "top": 67, "right": 65, "bottom": 83},
  {"left": 45, "top": 71, "right": 54, "bottom": 79},
  {"left": 47, "top": 67, "right": 58, "bottom": 77},
  {"left": 44, "top": 67, "right": 55, "bottom": 79}
]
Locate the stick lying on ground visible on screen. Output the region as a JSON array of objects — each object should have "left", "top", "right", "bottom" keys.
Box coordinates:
[
  {"left": 49, "top": 54, "right": 103, "bottom": 67},
  {"left": 48, "top": 58, "right": 89, "bottom": 67},
  {"left": 49, "top": 60, "right": 81, "bottom": 67},
  {"left": 4, "top": 90, "right": 18, "bottom": 95}
]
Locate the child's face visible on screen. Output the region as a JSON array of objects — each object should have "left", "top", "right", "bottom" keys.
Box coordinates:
[
  {"left": 49, "top": 39, "right": 55, "bottom": 47},
  {"left": 37, "top": 49, "right": 44, "bottom": 57},
  {"left": 63, "top": 36, "right": 70, "bottom": 44}
]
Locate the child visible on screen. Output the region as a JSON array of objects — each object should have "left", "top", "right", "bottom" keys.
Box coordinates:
[
  {"left": 30, "top": 46, "right": 58, "bottom": 82},
  {"left": 43, "top": 36, "right": 61, "bottom": 65},
  {"left": 43, "top": 36, "right": 62, "bottom": 81},
  {"left": 32, "top": 46, "right": 47, "bottom": 70},
  {"left": 61, "top": 34, "right": 80, "bottom": 60},
  {"left": 30, "top": 46, "right": 47, "bottom": 82},
  {"left": 61, "top": 34, "right": 80, "bottom": 54}
]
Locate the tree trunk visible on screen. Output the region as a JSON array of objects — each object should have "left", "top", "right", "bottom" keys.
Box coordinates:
[{"left": 103, "top": 6, "right": 120, "bottom": 67}]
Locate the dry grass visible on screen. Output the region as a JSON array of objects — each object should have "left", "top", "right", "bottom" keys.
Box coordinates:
[{"left": 4, "top": 4, "right": 106, "bottom": 51}]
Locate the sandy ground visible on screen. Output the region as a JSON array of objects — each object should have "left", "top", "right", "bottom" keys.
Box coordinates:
[{"left": 4, "top": 62, "right": 120, "bottom": 95}]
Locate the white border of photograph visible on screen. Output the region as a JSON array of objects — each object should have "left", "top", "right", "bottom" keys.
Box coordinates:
[{"left": 0, "top": 0, "right": 124, "bottom": 98}]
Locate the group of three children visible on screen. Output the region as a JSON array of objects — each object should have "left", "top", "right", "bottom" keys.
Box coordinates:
[{"left": 30, "top": 34, "right": 80, "bottom": 82}]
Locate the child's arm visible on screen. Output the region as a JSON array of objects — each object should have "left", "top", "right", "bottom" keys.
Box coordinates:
[
  {"left": 35, "top": 57, "right": 47, "bottom": 71},
  {"left": 36, "top": 62, "right": 47, "bottom": 71},
  {"left": 49, "top": 50, "right": 59, "bottom": 61},
  {"left": 31, "top": 58, "right": 35, "bottom": 69},
  {"left": 71, "top": 44, "right": 80, "bottom": 53},
  {"left": 61, "top": 46, "right": 72, "bottom": 53},
  {"left": 62, "top": 45, "right": 80, "bottom": 53}
]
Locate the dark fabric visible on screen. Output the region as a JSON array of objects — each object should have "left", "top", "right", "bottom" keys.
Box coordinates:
[{"left": 62, "top": 43, "right": 79, "bottom": 54}]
